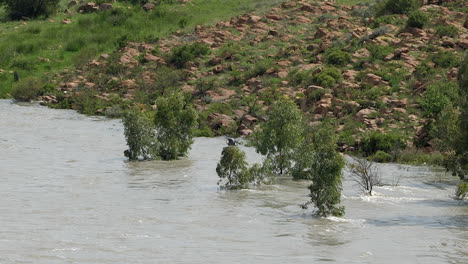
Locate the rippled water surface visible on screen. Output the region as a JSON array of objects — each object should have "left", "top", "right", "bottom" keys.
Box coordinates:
[{"left": 0, "top": 100, "right": 467, "bottom": 263}]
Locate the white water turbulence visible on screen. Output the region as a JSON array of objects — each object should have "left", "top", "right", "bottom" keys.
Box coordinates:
[{"left": 0, "top": 100, "right": 467, "bottom": 264}]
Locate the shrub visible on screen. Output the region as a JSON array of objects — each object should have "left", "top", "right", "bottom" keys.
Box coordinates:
[
  {"left": 123, "top": 110, "right": 158, "bottom": 161},
  {"left": 366, "top": 44, "right": 394, "bottom": 61},
  {"left": 371, "top": 151, "right": 393, "bottom": 163},
  {"left": 431, "top": 50, "right": 460, "bottom": 68},
  {"left": 414, "top": 63, "right": 436, "bottom": 81},
  {"left": 434, "top": 24, "right": 459, "bottom": 38},
  {"left": 169, "top": 43, "right": 209, "bottom": 68},
  {"left": 0, "top": 0, "right": 60, "bottom": 20},
  {"left": 313, "top": 67, "right": 342, "bottom": 88},
  {"left": 376, "top": 0, "right": 421, "bottom": 16},
  {"left": 325, "top": 48, "right": 352, "bottom": 66},
  {"left": 406, "top": 10, "right": 429, "bottom": 29},
  {"left": 361, "top": 131, "right": 405, "bottom": 157},
  {"left": 11, "top": 77, "right": 44, "bottom": 102},
  {"left": 419, "top": 81, "right": 458, "bottom": 117}
]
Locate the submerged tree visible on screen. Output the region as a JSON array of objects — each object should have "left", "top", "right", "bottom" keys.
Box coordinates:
[
  {"left": 216, "top": 144, "right": 274, "bottom": 189},
  {"left": 154, "top": 93, "right": 198, "bottom": 160},
  {"left": 347, "top": 157, "right": 381, "bottom": 196},
  {"left": 251, "top": 97, "right": 304, "bottom": 175},
  {"left": 298, "top": 124, "right": 346, "bottom": 217},
  {"left": 216, "top": 146, "right": 251, "bottom": 189},
  {"left": 123, "top": 110, "right": 158, "bottom": 161}
]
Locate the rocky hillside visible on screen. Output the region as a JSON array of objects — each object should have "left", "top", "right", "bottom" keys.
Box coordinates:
[{"left": 42, "top": 0, "right": 467, "bottom": 160}]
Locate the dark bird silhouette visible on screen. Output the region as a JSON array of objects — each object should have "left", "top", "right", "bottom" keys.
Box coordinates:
[{"left": 226, "top": 136, "right": 237, "bottom": 146}]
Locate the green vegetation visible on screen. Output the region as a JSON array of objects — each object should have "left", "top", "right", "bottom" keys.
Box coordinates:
[
  {"left": 169, "top": 43, "right": 210, "bottom": 68},
  {"left": 0, "top": 0, "right": 287, "bottom": 98},
  {"left": 0, "top": 0, "right": 59, "bottom": 20},
  {"left": 216, "top": 146, "right": 251, "bottom": 189},
  {"left": 434, "top": 24, "right": 459, "bottom": 38},
  {"left": 122, "top": 93, "right": 197, "bottom": 161},
  {"left": 154, "top": 93, "right": 198, "bottom": 160},
  {"left": 299, "top": 124, "right": 346, "bottom": 217},
  {"left": 406, "top": 10, "right": 428, "bottom": 29},
  {"left": 376, "top": 0, "right": 421, "bottom": 16},
  {"left": 445, "top": 52, "right": 468, "bottom": 199},
  {"left": 251, "top": 98, "right": 304, "bottom": 175},
  {"left": 11, "top": 76, "right": 50, "bottom": 102},
  {"left": 361, "top": 131, "right": 405, "bottom": 159},
  {"left": 216, "top": 145, "right": 272, "bottom": 189},
  {"left": 419, "top": 81, "right": 458, "bottom": 117},
  {"left": 123, "top": 110, "right": 157, "bottom": 161},
  {"left": 325, "top": 48, "right": 352, "bottom": 66}
]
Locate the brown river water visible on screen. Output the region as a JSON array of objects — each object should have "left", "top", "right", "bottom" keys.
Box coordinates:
[{"left": 0, "top": 100, "right": 466, "bottom": 263}]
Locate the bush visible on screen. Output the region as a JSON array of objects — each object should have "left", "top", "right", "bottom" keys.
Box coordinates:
[
  {"left": 123, "top": 110, "right": 158, "bottom": 161},
  {"left": 366, "top": 44, "right": 395, "bottom": 61},
  {"left": 371, "top": 151, "right": 393, "bottom": 163},
  {"left": 169, "top": 43, "right": 209, "bottom": 68},
  {"left": 11, "top": 77, "right": 44, "bottom": 102},
  {"left": 419, "top": 81, "right": 458, "bottom": 117},
  {"left": 431, "top": 50, "right": 460, "bottom": 68},
  {"left": 313, "top": 67, "right": 342, "bottom": 88},
  {"left": 361, "top": 131, "right": 405, "bottom": 157},
  {"left": 376, "top": 0, "right": 421, "bottom": 16},
  {"left": 325, "top": 48, "right": 352, "bottom": 66},
  {"left": 216, "top": 146, "right": 251, "bottom": 189},
  {"left": 434, "top": 24, "right": 459, "bottom": 38},
  {"left": 406, "top": 10, "right": 428, "bottom": 29},
  {"left": 1, "top": 0, "right": 60, "bottom": 20}
]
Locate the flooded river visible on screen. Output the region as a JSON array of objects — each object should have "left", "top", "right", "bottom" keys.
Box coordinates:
[{"left": 0, "top": 100, "right": 466, "bottom": 263}]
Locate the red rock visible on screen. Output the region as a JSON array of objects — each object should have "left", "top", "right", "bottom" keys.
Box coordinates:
[
  {"left": 266, "top": 14, "right": 282, "bottom": 21},
  {"left": 98, "top": 3, "right": 112, "bottom": 11}
]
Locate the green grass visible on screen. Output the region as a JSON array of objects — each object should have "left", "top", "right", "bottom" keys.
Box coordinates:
[{"left": 0, "top": 0, "right": 286, "bottom": 98}]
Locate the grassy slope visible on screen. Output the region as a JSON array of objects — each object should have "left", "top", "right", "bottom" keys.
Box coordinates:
[{"left": 0, "top": 0, "right": 287, "bottom": 98}]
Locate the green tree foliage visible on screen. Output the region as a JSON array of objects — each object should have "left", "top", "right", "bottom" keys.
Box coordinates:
[
  {"left": 419, "top": 81, "right": 458, "bottom": 117},
  {"left": 298, "top": 124, "right": 345, "bottom": 217},
  {"left": 154, "top": 93, "right": 197, "bottom": 160},
  {"left": 251, "top": 98, "right": 304, "bottom": 175},
  {"left": 216, "top": 146, "right": 273, "bottom": 189},
  {"left": 444, "top": 52, "right": 468, "bottom": 199},
  {"left": 376, "top": 0, "right": 420, "bottom": 16},
  {"left": 406, "top": 10, "right": 428, "bottom": 29},
  {"left": 11, "top": 77, "right": 45, "bottom": 102},
  {"left": 216, "top": 146, "right": 251, "bottom": 189},
  {"left": 0, "top": 0, "right": 59, "bottom": 20},
  {"left": 361, "top": 131, "right": 405, "bottom": 158},
  {"left": 169, "top": 43, "right": 209, "bottom": 68},
  {"left": 325, "top": 48, "right": 352, "bottom": 66},
  {"left": 123, "top": 110, "right": 158, "bottom": 161}
]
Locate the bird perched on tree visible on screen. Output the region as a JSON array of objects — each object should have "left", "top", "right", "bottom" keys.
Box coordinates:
[{"left": 226, "top": 136, "right": 238, "bottom": 146}]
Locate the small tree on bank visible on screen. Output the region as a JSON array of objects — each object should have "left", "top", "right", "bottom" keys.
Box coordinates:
[
  {"left": 251, "top": 97, "right": 304, "bottom": 175},
  {"left": 297, "top": 124, "right": 346, "bottom": 217}
]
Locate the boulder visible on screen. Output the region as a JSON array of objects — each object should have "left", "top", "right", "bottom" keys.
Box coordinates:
[
  {"left": 98, "top": 3, "right": 113, "bottom": 11},
  {"left": 143, "top": 3, "right": 156, "bottom": 11},
  {"left": 356, "top": 108, "right": 377, "bottom": 122},
  {"left": 77, "top": 2, "right": 98, "bottom": 13},
  {"left": 363, "top": 73, "right": 383, "bottom": 86},
  {"left": 208, "top": 113, "right": 236, "bottom": 130}
]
